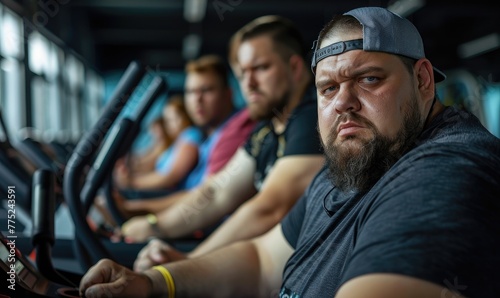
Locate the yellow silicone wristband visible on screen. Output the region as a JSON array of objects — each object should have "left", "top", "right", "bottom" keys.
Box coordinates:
[{"left": 152, "top": 265, "right": 176, "bottom": 298}]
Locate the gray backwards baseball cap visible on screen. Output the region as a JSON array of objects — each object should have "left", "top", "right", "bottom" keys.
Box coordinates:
[{"left": 311, "top": 7, "right": 446, "bottom": 82}]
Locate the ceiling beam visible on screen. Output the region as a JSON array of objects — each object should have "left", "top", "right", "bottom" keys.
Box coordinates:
[
  {"left": 93, "top": 28, "right": 186, "bottom": 45},
  {"left": 71, "top": 0, "right": 182, "bottom": 10}
]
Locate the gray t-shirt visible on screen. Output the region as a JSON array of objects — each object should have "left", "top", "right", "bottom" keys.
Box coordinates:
[{"left": 281, "top": 106, "right": 500, "bottom": 297}]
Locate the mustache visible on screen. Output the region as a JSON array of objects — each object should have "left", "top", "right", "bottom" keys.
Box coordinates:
[
  {"left": 327, "top": 112, "right": 377, "bottom": 143},
  {"left": 246, "top": 89, "right": 264, "bottom": 96},
  {"left": 246, "top": 85, "right": 265, "bottom": 94}
]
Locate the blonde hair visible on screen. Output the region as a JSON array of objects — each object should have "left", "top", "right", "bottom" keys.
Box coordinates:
[
  {"left": 162, "top": 94, "right": 193, "bottom": 148},
  {"left": 185, "top": 55, "right": 228, "bottom": 87}
]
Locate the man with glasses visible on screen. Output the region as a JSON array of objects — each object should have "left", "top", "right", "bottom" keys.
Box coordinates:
[{"left": 113, "top": 54, "right": 256, "bottom": 217}]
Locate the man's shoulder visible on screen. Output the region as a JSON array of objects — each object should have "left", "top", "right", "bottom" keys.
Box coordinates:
[
  {"left": 227, "top": 108, "right": 250, "bottom": 123},
  {"left": 422, "top": 107, "right": 499, "bottom": 146},
  {"left": 179, "top": 126, "right": 204, "bottom": 142},
  {"left": 412, "top": 107, "right": 500, "bottom": 165},
  {"left": 286, "top": 91, "right": 318, "bottom": 130},
  {"left": 222, "top": 108, "right": 257, "bottom": 131},
  {"left": 293, "top": 92, "right": 318, "bottom": 116},
  {"left": 376, "top": 129, "right": 500, "bottom": 205}
]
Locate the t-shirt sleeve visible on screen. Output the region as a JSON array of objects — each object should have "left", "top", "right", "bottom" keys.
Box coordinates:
[
  {"left": 178, "top": 127, "right": 203, "bottom": 145},
  {"left": 208, "top": 109, "right": 257, "bottom": 175},
  {"left": 243, "top": 121, "right": 264, "bottom": 157},
  {"left": 281, "top": 167, "right": 326, "bottom": 248},
  {"left": 284, "top": 103, "right": 323, "bottom": 156},
  {"left": 281, "top": 193, "right": 306, "bottom": 249},
  {"left": 154, "top": 147, "right": 173, "bottom": 173},
  {"left": 340, "top": 147, "right": 500, "bottom": 296},
  {"left": 154, "top": 128, "right": 202, "bottom": 175}
]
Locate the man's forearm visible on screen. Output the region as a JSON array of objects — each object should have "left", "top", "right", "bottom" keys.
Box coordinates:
[
  {"left": 157, "top": 185, "right": 230, "bottom": 238},
  {"left": 124, "top": 190, "right": 187, "bottom": 214},
  {"left": 156, "top": 152, "right": 258, "bottom": 239},
  {"left": 156, "top": 241, "right": 264, "bottom": 297},
  {"left": 189, "top": 198, "right": 281, "bottom": 257},
  {"left": 130, "top": 172, "right": 175, "bottom": 190}
]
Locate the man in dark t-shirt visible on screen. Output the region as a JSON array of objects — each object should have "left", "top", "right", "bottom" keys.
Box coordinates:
[
  {"left": 280, "top": 106, "right": 500, "bottom": 297},
  {"left": 79, "top": 7, "right": 500, "bottom": 298},
  {"left": 122, "top": 15, "right": 324, "bottom": 267},
  {"left": 244, "top": 86, "right": 318, "bottom": 190}
]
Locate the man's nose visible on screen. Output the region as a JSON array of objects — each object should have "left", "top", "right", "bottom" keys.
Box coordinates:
[
  {"left": 242, "top": 71, "right": 257, "bottom": 90},
  {"left": 334, "top": 86, "right": 361, "bottom": 114}
]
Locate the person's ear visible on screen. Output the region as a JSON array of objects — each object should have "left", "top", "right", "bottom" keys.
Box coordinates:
[
  {"left": 414, "top": 58, "right": 435, "bottom": 102},
  {"left": 289, "top": 54, "right": 304, "bottom": 82}
]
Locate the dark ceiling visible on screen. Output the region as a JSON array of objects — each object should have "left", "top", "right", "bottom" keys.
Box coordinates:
[{"left": 12, "top": 0, "right": 500, "bottom": 80}]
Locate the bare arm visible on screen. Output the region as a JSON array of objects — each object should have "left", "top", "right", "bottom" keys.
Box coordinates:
[
  {"left": 123, "top": 190, "right": 188, "bottom": 215},
  {"left": 80, "top": 224, "right": 293, "bottom": 298},
  {"left": 128, "top": 141, "right": 198, "bottom": 190},
  {"left": 336, "top": 274, "right": 465, "bottom": 298},
  {"left": 121, "top": 148, "right": 258, "bottom": 241},
  {"left": 189, "top": 154, "right": 324, "bottom": 257},
  {"left": 156, "top": 148, "right": 258, "bottom": 238},
  {"left": 128, "top": 144, "right": 165, "bottom": 174},
  {"left": 159, "top": 224, "right": 291, "bottom": 297}
]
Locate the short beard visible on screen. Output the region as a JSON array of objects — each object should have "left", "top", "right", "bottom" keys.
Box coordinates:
[
  {"left": 247, "top": 89, "right": 290, "bottom": 121},
  {"left": 322, "top": 93, "right": 423, "bottom": 193}
]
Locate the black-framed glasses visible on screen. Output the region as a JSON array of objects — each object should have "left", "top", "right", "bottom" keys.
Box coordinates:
[{"left": 184, "top": 85, "right": 220, "bottom": 96}]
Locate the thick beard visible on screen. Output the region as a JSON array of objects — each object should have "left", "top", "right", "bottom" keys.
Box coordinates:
[{"left": 323, "top": 93, "right": 423, "bottom": 193}]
